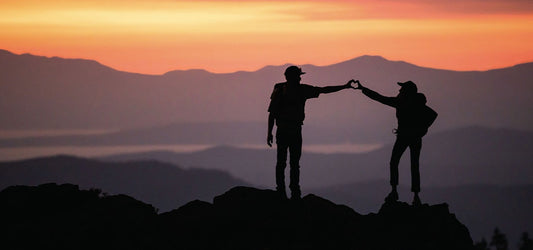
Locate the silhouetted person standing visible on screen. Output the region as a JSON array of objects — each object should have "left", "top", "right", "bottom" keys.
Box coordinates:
[
  {"left": 267, "top": 66, "right": 352, "bottom": 200},
  {"left": 352, "top": 80, "right": 437, "bottom": 206}
]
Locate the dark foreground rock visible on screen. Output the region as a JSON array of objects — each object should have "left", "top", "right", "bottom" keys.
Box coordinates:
[{"left": 1, "top": 184, "right": 473, "bottom": 250}]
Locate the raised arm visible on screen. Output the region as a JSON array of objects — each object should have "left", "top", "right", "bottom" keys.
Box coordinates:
[
  {"left": 353, "top": 80, "right": 397, "bottom": 108},
  {"left": 318, "top": 80, "right": 353, "bottom": 94}
]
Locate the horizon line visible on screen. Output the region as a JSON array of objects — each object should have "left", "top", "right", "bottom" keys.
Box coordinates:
[{"left": 2, "top": 48, "right": 532, "bottom": 76}]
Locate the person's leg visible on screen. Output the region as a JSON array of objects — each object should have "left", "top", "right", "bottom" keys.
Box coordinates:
[
  {"left": 387, "top": 136, "right": 409, "bottom": 202},
  {"left": 288, "top": 126, "right": 303, "bottom": 200},
  {"left": 409, "top": 137, "right": 422, "bottom": 205},
  {"left": 275, "top": 128, "right": 289, "bottom": 199}
]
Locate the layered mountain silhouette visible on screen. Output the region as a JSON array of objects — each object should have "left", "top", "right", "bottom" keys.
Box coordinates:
[
  {"left": 2, "top": 127, "right": 531, "bottom": 200},
  {"left": 97, "top": 126, "right": 533, "bottom": 188},
  {"left": 1, "top": 49, "right": 531, "bottom": 248},
  {"left": 1, "top": 49, "right": 532, "bottom": 140},
  {"left": 1, "top": 154, "right": 531, "bottom": 244},
  {"left": 1, "top": 183, "right": 473, "bottom": 250},
  {"left": 0, "top": 155, "right": 247, "bottom": 211}
]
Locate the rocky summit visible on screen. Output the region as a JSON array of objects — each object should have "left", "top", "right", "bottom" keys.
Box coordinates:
[{"left": 1, "top": 184, "right": 473, "bottom": 250}]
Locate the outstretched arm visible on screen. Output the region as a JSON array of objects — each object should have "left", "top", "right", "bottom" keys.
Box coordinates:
[
  {"left": 318, "top": 80, "right": 353, "bottom": 94},
  {"left": 267, "top": 113, "right": 275, "bottom": 147},
  {"left": 352, "top": 80, "right": 397, "bottom": 107}
]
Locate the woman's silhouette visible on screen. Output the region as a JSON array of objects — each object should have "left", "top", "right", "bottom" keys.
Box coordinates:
[{"left": 352, "top": 80, "right": 437, "bottom": 206}]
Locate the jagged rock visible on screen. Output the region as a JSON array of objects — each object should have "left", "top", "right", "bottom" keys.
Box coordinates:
[
  {"left": 0, "top": 183, "right": 157, "bottom": 250},
  {"left": 0, "top": 184, "right": 474, "bottom": 250},
  {"left": 160, "top": 186, "right": 473, "bottom": 250},
  {"left": 361, "top": 201, "right": 474, "bottom": 250}
]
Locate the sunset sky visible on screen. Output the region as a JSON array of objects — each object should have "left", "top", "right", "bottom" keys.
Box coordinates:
[{"left": 1, "top": 0, "right": 533, "bottom": 74}]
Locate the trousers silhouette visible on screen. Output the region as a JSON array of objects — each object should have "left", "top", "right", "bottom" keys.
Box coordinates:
[
  {"left": 390, "top": 134, "right": 421, "bottom": 192},
  {"left": 275, "top": 125, "right": 302, "bottom": 198}
]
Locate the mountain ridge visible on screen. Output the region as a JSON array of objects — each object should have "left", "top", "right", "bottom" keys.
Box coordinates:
[
  {"left": 0, "top": 49, "right": 117, "bottom": 74},
  {"left": 96, "top": 126, "right": 533, "bottom": 188},
  {"left": 2, "top": 49, "right": 529, "bottom": 75},
  {"left": 2, "top": 126, "right": 530, "bottom": 188},
  {"left": 0, "top": 155, "right": 248, "bottom": 212},
  {"left": 1, "top": 48, "right": 532, "bottom": 133}
]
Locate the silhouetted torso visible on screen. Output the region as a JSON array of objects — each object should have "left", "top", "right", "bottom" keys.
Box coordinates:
[
  {"left": 268, "top": 82, "right": 320, "bottom": 127},
  {"left": 362, "top": 88, "right": 427, "bottom": 137}
]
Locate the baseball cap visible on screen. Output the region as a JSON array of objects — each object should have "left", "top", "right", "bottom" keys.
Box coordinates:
[
  {"left": 284, "top": 66, "right": 306, "bottom": 77},
  {"left": 397, "top": 81, "right": 417, "bottom": 93}
]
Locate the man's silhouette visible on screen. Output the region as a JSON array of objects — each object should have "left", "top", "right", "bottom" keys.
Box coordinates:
[
  {"left": 267, "top": 66, "right": 352, "bottom": 200},
  {"left": 352, "top": 80, "right": 436, "bottom": 206}
]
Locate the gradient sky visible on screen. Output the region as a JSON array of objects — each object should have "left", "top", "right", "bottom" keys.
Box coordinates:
[{"left": 1, "top": 0, "right": 533, "bottom": 74}]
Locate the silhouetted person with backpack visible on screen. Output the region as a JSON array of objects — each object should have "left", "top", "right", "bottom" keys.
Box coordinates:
[
  {"left": 352, "top": 79, "right": 437, "bottom": 206},
  {"left": 267, "top": 66, "right": 353, "bottom": 200}
]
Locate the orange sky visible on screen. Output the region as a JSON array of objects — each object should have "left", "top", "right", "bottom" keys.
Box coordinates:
[{"left": 1, "top": 0, "right": 533, "bottom": 74}]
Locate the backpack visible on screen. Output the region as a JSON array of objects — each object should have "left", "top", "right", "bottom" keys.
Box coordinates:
[{"left": 419, "top": 104, "right": 438, "bottom": 137}]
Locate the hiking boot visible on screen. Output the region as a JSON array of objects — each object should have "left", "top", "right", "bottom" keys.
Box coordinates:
[
  {"left": 277, "top": 189, "right": 288, "bottom": 200},
  {"left": 412, "top": 193, "right": 422, "bottom": 207},
  {"left": 290, "top": 192, "right": 301, "bottom": 201},
  {"left": 385, "top": 190, "right": 399, "bottom": 203},
  {"left": 290, "top": 188, "right": 301, "bottom": 201}
]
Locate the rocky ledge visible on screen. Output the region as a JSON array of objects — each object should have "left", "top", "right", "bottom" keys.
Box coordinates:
[{"left": 1, "top": 184, "right": 473, "bottom": 250}]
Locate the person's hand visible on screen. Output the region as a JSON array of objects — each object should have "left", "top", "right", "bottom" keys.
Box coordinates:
[
  {"left": 345, "top": 79, "right": 356, "bottom": 89},
  {"left": 347, "top": 79, "right": 362, "bottom": 89},
  {"left": 267, "top": 133, "right": 273, "bottom": 147},
  {"left": 352, "top": 79, "right": 363, "bottom": 90}
]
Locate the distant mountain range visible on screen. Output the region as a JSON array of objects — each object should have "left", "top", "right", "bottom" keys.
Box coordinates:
[
  {"left": 98, "top": 126, "right": 533, "bottom": 188},
  {"left": 1, "top": 49, "right": 532, "bottom": 144},
  {"left": 0, "top": 121, "right": 270, "bottom": 146},
  {"left": 0, "top": 155, "right": 247, "bottom": 212}
]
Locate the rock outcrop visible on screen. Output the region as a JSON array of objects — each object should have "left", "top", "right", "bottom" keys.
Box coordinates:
[{"left": 1, "top": 184, "right": 473, "bottom": 250}]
